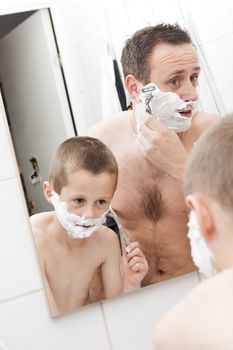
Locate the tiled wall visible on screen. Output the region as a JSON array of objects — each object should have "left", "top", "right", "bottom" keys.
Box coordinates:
[{"left": 2, "top": 0, "right": 232, "bottom": 348}]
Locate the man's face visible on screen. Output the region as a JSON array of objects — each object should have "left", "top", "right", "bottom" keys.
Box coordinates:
[{"left": 148, "top": 43, "right": 200, "bottom": 117}]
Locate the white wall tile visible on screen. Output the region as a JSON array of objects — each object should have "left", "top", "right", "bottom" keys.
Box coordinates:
[
  {"left": 0, "top": 178, "right": 42, "bottom": 301},
  {"left": 70, "top": 32, "right": 106, "bottom": 93},
  {"left": 184, "top": 0, "right": 233, "bottom": 45},
  {"left": 79, "top": 86, "right": 103, "bottom": 131},
  {"left": 103, "top": 272, "right": 199, "bottom": 350},
  {"left": 56, "top": 0, "right": 105, "bottom": 48},
  {"left": 0, "top": 94, "right": 17, "bottom": 180},
  {"left": 201, "top": 36, "right": 233, "bottom": 115},
  {"left": 0, "top": 291, "right": 110, "bottom": 350}
]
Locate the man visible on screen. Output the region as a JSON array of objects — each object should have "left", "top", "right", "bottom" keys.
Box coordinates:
[
  {"left": 154, "top": 116, "right": 233, "bottom": 349},
  {"left": 88, "top": 23, "right": 218, "bottom": 286}
]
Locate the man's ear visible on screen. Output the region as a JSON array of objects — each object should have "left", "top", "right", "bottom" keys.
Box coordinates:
[
  {"left": 124, "top": 74, "right": 141, "bottom": 100},
  {"left": 43, "top": 181, "right": 53, "bottom": 203},
  {"left": 186, "top": 194, "right": 215, "bottom": 241}
]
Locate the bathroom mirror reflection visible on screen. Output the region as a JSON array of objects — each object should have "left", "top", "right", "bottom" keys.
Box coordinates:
[{"left": 2, "top": 0, "right": 233, "bottom": 317}]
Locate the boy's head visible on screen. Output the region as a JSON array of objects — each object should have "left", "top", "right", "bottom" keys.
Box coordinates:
[
  {"left": 49, "top": 136, "right": 118, "bottom": 194},
  {"left": 184, "top": 116, "right": 233, "bottom": 272},
  {"left": 184, "top": 116, "right": 233, "bottom": 213},
  {"left": 44, "top": 137, "right": 118, "bottom": 238}
]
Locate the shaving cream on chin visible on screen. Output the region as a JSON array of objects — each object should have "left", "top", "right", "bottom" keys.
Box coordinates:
[
  {"left": 50, "top": 192, "right": 108, "bottom": 239},
  {"left": 135, "top": 83, "right": 196, "bottom": 133}
]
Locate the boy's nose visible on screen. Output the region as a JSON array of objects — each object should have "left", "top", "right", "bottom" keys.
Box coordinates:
[{"left": 82, "top": 205, "right": 96, "bottom": 219}]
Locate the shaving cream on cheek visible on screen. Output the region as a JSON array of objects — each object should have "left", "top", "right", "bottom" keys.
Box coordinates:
[
  {"left": 135, "top": 83, "right": 197, "bottom": 133},
  {"left": 50, "top": 192, "right": 109, "bottom": 239}
]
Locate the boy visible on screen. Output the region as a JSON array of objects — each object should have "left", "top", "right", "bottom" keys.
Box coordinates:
[
  {"left": 154, "top": 116, "right": 233, "bottom": 349},
  {"left": 30, "top": 136, "right": 148, "bottom": 316}
]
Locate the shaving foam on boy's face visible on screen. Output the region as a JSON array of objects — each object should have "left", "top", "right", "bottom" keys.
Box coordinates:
[
  {"left": 134, "top": 83, "right": 197, "bottom": 133},
  {"left": 50, "top": 192, "right": 109, "bottom": 239},
  {"left": 187, "top": 210, "right": 216, "bottom": 278}
]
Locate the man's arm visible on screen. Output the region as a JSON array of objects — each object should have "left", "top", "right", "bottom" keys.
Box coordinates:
[
  {"left": 139, "top": 113, "right": 188, "bottom": 180},
  {"left": 138, "top": 112, "right": 219, "bottom": 180}
]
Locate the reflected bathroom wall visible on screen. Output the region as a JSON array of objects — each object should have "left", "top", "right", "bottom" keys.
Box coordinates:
[{"left": 55, "top": 0, "right": 233, "bottom": 135}]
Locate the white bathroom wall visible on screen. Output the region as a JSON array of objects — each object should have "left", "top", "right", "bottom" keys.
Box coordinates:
[
  {"left": 1, "top": 0, "right": 231, "bottom": 349},
  {"left": 179, "top": 0, "right": 233, "bottom": 116}
]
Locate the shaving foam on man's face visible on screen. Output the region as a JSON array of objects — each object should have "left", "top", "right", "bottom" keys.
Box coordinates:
[
  {"left": 135, "top": 83, "right": 197, "bottom": 133},
  {"left": 50, "top": 191, "right": 109, "bottom": 239}
]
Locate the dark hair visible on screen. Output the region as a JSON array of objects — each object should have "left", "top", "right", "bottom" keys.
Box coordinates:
[
  {"left": 49, "top": 136, "right": 118, "bottom": 193},
  {"left": 184, "top": 116, "right": 233, "bottom": 211},
  {"left": 121, "top": 23, "right": 192, "bottom": 83}
]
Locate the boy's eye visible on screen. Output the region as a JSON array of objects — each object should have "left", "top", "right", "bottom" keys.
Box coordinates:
[
  {"left": 73, "top": 198, "right": 85, "bottom": 205},
  {"left": 96, "top": 199, "right": 107, "bottom": 206}
]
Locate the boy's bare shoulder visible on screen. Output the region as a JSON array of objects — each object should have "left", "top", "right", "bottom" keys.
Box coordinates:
[
  {"left": 30, "top": 212, "right": 55, "bottom": 245},
  {"left": 155, "top": 268, "right": 233, "bottom": 349},
  {"left": 96, "top": 225, "right": 120, "bottom": 247}
]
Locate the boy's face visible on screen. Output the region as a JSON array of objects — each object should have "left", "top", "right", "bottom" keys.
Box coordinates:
[{"left": 59, "top": 169, "right": 116, "bottom": 219}]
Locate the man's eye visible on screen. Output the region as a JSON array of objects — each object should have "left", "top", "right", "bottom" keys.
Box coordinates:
[
  {"left": 170, "top": 78, "right": 179, "bottom": 86},
  {"left": 191, "top": 74, "right": 199, "bottom": 82}
]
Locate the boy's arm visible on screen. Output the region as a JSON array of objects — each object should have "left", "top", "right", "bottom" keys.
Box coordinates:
[
  {"left": 101, "top": 229, "right": 123, "bottom": 299},
  {"left": 31, "top": 223, "right": 60, "bottom": 317},
  {"left": 41, "top": 262, "right": 60, "bottom": 317},
  {"left": 121, "top": 241, "right": 149, "bottom": 292}
]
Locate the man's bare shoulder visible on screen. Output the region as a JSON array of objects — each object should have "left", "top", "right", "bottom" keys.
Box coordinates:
[
  {"left": 87, "top": 111, "right": 130, "bottom": 141},
  {"left": 154, "top": 268, "right": 233, "bottom": 349},
  {"left": 192, "top": 110, "right": 220, "bottom": 135}
]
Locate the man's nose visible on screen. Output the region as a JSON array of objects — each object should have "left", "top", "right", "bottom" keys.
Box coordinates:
[{"left": 179, "top": 81, "right": 198, "bottom": 102}]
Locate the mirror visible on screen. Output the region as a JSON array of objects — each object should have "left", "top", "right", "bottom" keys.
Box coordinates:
[{"left": 1, "top": 0, "right": 232, "bottom": 317}]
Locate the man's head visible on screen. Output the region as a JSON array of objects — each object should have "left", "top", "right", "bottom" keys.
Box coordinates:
[
  {"left": 184, "top": 116, "right": 233, "bottom": 271},
  {"left": 48, "top": 136, "right": 118, "bottom": 194},
  {"left": 122, "top": 23, "right": 200, "bottom": 106}
]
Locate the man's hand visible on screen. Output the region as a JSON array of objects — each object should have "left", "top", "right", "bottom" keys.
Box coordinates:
[
  {"left": 122, "top": 241, "right": 149, "bottom": 292},
  {"left": 138, "top": 113, "right": 187, "bottom": 180}
]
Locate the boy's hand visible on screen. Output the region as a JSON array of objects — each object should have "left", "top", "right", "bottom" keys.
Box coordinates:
[{"left": 121, "top": 241, "right": 148, "bottom": 292}]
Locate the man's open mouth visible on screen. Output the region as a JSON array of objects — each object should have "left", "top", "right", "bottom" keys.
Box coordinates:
[{"left": 178, "top": 109, "right": 192, "bottom": 118}]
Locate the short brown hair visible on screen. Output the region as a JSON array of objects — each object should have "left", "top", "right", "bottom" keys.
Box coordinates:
[
  {"left": 121, "top": 23, "right": 192, "bottom": 84},
  {"left": 49, "top": 136, "right": 118, "bottom": 193},
  {"left": 184, "top": 116, "right": 233, "bottom": 211}
]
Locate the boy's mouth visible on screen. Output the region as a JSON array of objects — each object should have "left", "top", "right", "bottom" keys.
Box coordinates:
[{"left": 75, "top": 224, "right": 93, "bottom": 229}]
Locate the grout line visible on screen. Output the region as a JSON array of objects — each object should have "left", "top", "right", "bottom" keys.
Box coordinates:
[
  {"left": 0, "top": 176, "right": 17, "bottom": 184},
  {"left": 0, "top": 288, "right": 43, "bottom": 305},
  {"left": 100, "top": 301, "right": 113, "bottom": 350}
]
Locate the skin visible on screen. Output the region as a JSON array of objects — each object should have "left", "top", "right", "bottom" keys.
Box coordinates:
[
  {"left": 154, "top": 196, "right": 233, "bottom": 349},
  {"left": 30, "top": 169, "right": 148, "bottom": 316},
  {"left": 88, "top": 42, "right": 219, "bottom": 286}
]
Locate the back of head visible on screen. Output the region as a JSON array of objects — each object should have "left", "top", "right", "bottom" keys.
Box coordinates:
[
  {"left": 121, "top": 23, "right": 192, "bottom": 84},
  {"left": 184, "top": 116, "right": 233, "bottom": 212},
  {"left": 49, "top": 136, "right": 118, "bottom": 193}
]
